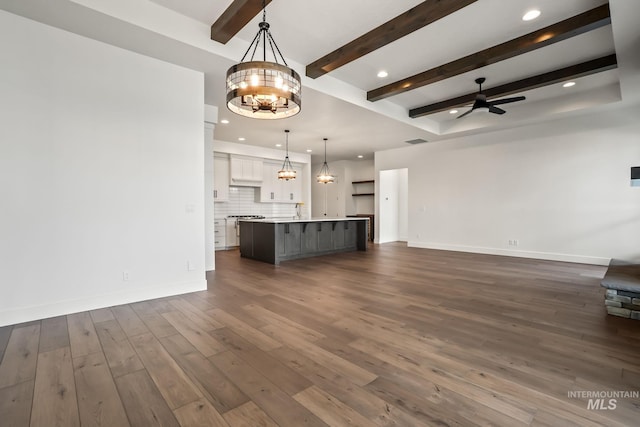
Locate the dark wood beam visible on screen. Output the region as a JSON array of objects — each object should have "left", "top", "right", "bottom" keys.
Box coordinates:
[
  {"left": 211, "top": 0, "right": 272, "bottom": 44},
  {"left": 369, "top": 4, "right": 611, "bottom": 102},
  {"left": 408, "top": 54, "right": 617, "bottom": 118},
  {"left": 305, "top": 0, "right": 477, "bottom": 79}
]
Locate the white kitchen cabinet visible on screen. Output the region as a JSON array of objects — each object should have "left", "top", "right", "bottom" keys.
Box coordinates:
[
  {"left": 213, "top": 154, "right": 229, "bottom": 201},
  {"left": 259, "top": 161, "right": 301, "bottom": 203},
  {"left": 230, "top": 156, "right": 263, "bottom": 185},
  {"left": 214, "top": 220, "right": 226, "bottom": 249}
]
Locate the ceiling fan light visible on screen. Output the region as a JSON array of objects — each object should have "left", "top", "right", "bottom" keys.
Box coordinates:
[{"left": 475, "top": 106, "right": 490, "bottom": 113}]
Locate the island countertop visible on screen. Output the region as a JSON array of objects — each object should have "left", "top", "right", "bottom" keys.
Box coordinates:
[
  {"left": 239, "top": 217, "right": 368, "bottom": 224},
  {"left": 239, "top": 217, "right": 369, "bottom": 264}
]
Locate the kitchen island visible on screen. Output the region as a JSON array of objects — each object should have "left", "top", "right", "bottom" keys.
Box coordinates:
[{"left": 239, "top": 218, "right": 368, "bottom": 264}]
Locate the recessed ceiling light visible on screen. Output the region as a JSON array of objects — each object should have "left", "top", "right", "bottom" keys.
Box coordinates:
[
  {"left": 275, "top": 143, "right": 282, "bottom": 147},
  {"left": 220, "top": 119, "right": 229, "bottom": 124},
  {"left": 449, "top": 109, "right": 458, "bottom": 114},
  {"left": 238, "top": 137, "right": 245, "bottom": 141},
  {"left": 306, "top": 149, "right": 312, "bottom": 153},
  {"left": 357, "top": 155, "right": 364, "bottom": 159},
  {"left": 377, "top": 70, "right": 388, "bottom": 78},
  {"left": 522, "top": 10, "right": 541, "bottom": 21},
  {"left": 563, "top": 81, "right": 576, "bottom": 88}
]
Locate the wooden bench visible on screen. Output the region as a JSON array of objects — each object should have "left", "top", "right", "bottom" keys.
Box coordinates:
[{"left": 600, "top": 263, "right": 640, "bottom": 319}]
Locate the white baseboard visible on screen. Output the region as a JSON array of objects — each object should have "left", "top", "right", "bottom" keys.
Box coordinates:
[
  {"left": 0, "top": 279, "right": 207, "bottom": 327},
  {"left": 407, "top": 241, "right": 610, "bottom": 266}
]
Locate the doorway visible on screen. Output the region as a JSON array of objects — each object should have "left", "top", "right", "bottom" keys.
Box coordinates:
[{"left": 377, "top": 168, "right": 408, "bottom": 243}]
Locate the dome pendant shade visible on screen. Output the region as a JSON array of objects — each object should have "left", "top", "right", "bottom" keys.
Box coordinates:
[
  {"left": 278, "top": 130, "right": 296, "bottom": 180},
  {"left": 316, "top": 138, "right": 335, "bottom": 184},
  {"left": 225, "top": 4, "right": 301, "bottom": 120}
]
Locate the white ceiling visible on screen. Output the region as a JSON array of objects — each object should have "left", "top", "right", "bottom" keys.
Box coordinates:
[{"left": 2, "top": 0, "right": 639, "bottom": 163}]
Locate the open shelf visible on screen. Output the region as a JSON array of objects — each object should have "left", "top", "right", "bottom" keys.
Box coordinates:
[{"left": 352, "top": 180, "right": 374, "bottom": 197}]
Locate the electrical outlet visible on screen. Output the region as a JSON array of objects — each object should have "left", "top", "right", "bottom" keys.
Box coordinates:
[{"left": 122, "top": 271, "right": 130, "bottom": 281}]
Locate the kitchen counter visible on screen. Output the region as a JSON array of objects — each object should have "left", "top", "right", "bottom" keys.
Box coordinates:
[
  {"left": 239, "top": 217, "right": 368, "bottom": 264},
  {"left": 239, "top": 217, "right": 368, "bottom": 223}
]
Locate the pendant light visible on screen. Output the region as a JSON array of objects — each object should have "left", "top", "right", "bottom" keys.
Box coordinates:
[
  {"left": 278, "top": 130, "right": 296, "bottom": 180},
  {"left": 316, "top": 138, "right": 335, "bottom": 184},
  {"left": 225, "top": 0, "right": 301, "bottom": 120}
]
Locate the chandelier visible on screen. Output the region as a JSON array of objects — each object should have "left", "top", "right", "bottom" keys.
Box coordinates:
[
  {"left": 316, "top": 138, "right": 335, "bottom": 184},
  {"left": 225, "top": 1, "right": 301, "bottom": 119},
  {"left": 278, "top": 130, "right": 296, "bottom": 180}
]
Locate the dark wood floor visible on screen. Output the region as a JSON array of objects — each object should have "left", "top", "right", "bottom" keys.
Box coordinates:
[{"left": 1, "top": 243, "right": 639, "bottom": 426}]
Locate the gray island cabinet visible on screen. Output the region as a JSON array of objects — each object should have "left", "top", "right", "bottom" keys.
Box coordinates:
[{"left": 239, "top": 218, "right": 368, "bottom": 264}]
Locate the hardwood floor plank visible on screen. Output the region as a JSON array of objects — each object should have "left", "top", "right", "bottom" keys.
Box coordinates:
[
  {"left": 38, "top": 316, "right": 70, "bottom": 354},
  {"left": 160, "top": 333, "right": 250, "bottom": 414},
  {"left": 89, "top": 308, "right": 115, "bottom": 324},
  {"left": 211, "top": 327, "right": 312, "bottom": 396},
  {"left": 67, "top": 312, "right": 101, "bottom": 358},
  {"left": 209, "top": 350, "right": 328, "bottom": 427},
  {"left": 0, "top": 324, "right": 40, "bottom": 388},
  {"left": 141, "top": 313, "right": 180, "bottom": 339},
  {"left": 349, "top": 337, "right": 537, "bottom": 425},
  {"left": 129, "top": 332, "right": 201, "bottom": 410},
  {"left": 173, "top": 398, "right": 229, "bottom": 427},
  {"left": 293, "top": 385, "right": 374, "bottom": 427},
  {"left": 115, "top": 369, "right": 179, "bottom": 427},
  {"left": 94, "top": 319, "right": 144, "bottom": 378},
  {"left": 2, "top": 245, "right": 638, "bottom": 427},
  {"left": 222, "top": 401, "right": 278, "bottom": 427},
  {"left": 243, "top": 303, "right": 326, "bottom": 342},
  {"left": 0, "top": 325, "right": 14, "bottom": 363},
  {"left": 0, "top": 380, "right": 34, "bottom": 427},
  {"left": 207, "top": 308, "right": 281, "bottom": 352},
  {"left": 271, "top": 345, "right": 429, "bottom": 427},
  {"left": 261, "top": 325, "right": 377, "bottom": 387},
  {"left": 162, "top": 311, "right": 226, "bottom": 357},
  {"left": 73, "top": 351, "right": 130, "bottom": 427},
  {"left": 169, "top": 298, "right": 224, "bottom": 331},
  {"left": 30, "top": 347, "right": 79, "bottom": 427},
  {"left": 111, "top": 304, "right": 149, "bottom": 337}
]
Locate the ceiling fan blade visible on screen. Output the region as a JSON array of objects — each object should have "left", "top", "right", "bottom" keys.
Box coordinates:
[
  {"left": 490, "top": 96, "right": 526, "bottom": 106},
  {"left": 489, "top": 106, "right": 506, "bottom": 115},
  {"left": 456, "top": 109, "right": 474, "bottom": 119}
]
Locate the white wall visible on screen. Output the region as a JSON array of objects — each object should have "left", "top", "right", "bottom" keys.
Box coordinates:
[
  {"left": 0, "top": 11, "right": 206, "bottom": 326},
  {"left": 311, "top": 159, "right": 374, "bottom": 218},
  {"left": 376, "top": 108, "right": 640, "bottom": 264}
]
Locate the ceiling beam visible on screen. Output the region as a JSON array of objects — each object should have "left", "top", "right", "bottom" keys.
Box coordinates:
[
  {"left": 305, "top": 0, "right": 477, "bottom": 79},
  {"left": 408, "top": 54, "right": 618, "bottom": 118},
  {"left": 369, "top": 4, "right": 611, "bottom": 102},
  {"left": 211, "top": 0, "right": 272, "bottom": 44}
]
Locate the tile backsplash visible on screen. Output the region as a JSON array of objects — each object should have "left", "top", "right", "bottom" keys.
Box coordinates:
[{"left": 214, "top": 186, "right": 306, "bottom": 219}]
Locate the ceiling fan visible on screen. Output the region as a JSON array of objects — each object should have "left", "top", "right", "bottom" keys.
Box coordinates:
[{"left": 457, "top": 77, "right": 525, "bottom": 119}]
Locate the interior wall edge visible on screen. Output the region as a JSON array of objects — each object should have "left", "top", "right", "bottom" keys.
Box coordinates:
[
  {"left": 0, "top": 279, "right": 207, "bottom": 328},
  {"left": 408, "top": 241, "right": 611, "bottom": 266}
]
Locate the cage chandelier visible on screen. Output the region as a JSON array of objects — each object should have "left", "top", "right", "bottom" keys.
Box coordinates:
[
  {"left": 225, "top": 1, "right": 301, "bottom": 119},
  {"left": 278, "top": 130, "right": 296, "bottom": 180},
  {"left": 316, "top": 138, "right": 335, "bottom": 184}
]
